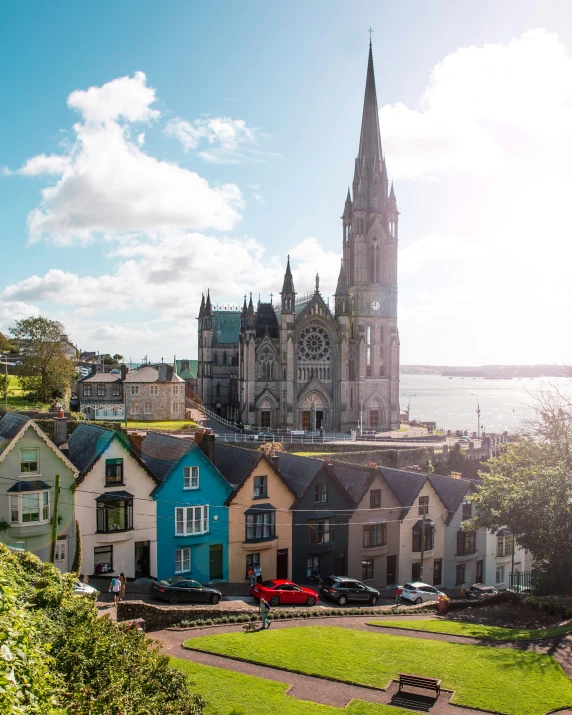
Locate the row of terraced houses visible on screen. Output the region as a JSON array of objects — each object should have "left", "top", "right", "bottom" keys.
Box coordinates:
[{"left": 0, "top": 411, "right": 530, "bottom": 591}]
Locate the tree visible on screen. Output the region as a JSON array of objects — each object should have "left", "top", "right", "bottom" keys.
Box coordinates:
[
  {"left": 0, "top": 330, "right": 14, "bottom": 353},
  {"left": 112, "top": 353, "right": 123, "bottom": 363},
  {"left": 71, "top": 520, "right": 82, "bottom": 575},
  {"left": 0, "top": 372, "right": 10, "bottom": 404},
  {"left": 10, "top": 317, "right": 76, "bottom": 404},
  {"left": 470, "top": 388, "right": 572, "bottom": 588}
]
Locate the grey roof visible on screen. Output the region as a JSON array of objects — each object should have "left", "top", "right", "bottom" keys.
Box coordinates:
[
  {"left": 329, "top": 461, "right": 374, "bottom": 504},
  {"left": 214, "top": 443, "right": 261, "bottom": 490},
  {"left": 7, "top": 479, "right": 51, "bottom": 493},
  {"left": 212, "top": 311, "right": 241, "bottom": 345},
  {"left": 79, "top": 373, "right": 121, "bottom": 383},
  {"left": 141, "top": 432, "right": 195, "bottom": 482},
  {"left": 274, "top": 452, "right": 324, "bottom": 498},
  {"left": 427, "top": 473, "right": 473, "bottom": 518},
  {"left": 244, "top": 502, "right": 276, "bottom": 514},
  {"left": 0, "top": 412, "right": 30, "bottom": 457},
  {"left": 67, "top": 423, "right": 117, "bottom": 475},
  {"left": 95, "top": 490, "right": 134, "bottom": 502},
  {"left": 378, "top": 467, "right": 427, "bottom": 509},
  {"left": 123, "top": 366, "right": 184, "bottom": 383},
  {"left": 256, "top": 303, "right": 279, "bottom": 338}
]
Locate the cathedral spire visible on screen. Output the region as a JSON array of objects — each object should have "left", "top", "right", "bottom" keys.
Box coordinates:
[
  {"left": 280, "top": 255, "right": 295, "bottom": 314},
  {"left": 199, "top": 293, "right": 205, "bottom": 319},
  {"left": 343, "top": 188, "right": 352, "bottom": 218},
  {"left": 205, "top": 289, "right": 212, "bottom": 316},
  {"left": 281, "top": 255, "right": 295, "bottom": 294},
  {"left": 358, "top": 41, "right": 383, "bottom": 166},
  {"left": 335, "top": 259, "right": 348, "bottom": 296}
]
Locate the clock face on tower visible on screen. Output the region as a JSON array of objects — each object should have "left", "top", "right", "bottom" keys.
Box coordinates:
[{"left": 371, "top": 300, "right": 381, "bottom": 312}]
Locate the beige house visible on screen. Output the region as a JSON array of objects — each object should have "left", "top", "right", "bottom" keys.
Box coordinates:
[
  {"left": 214, "top": 444, "right": 296, "bottom": 583},
  {"left": 123, "top": 364, "right": 186, "bottom": 421},
  {"left": 331, "top": 462, "right": 402, "bottom": 588}
]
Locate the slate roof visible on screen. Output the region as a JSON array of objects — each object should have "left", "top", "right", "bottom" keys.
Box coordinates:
[
  {"left": 212, "top": 311, "right": 241, "bottom": 345},
  {"left": 378, "top": 467, "right": 427, "bottom": 510},
  {"left": 427, "top": 473, "right": 473, "bottom": 521},
  {"left": 67, "top": 423, "right": 117, "bottom": 475},
  {"left": 256, "top": 303, "right": 279, "bottom": 338},
  {"left": 274, "top": 452, "right": 324, "bottom": 498},
  {"left": 214, "top": 443, "right": 261, "bottom": 491},
  {"left": 79, "top": 373, "right": 121, "bottom": 383},
  {"left": 95, "top": 490, "right": 134, "bottom": 502},
  {"left": 141, "top": 432, "right": 195, "bottom": 482},
  {"left": 0, "top": 412, "right": 30, "bottom": 457},
  {"left": 329, "top": 461, "right": 374, "bottom": 504},
  {"left": 7, "top": 479, "right": 51, "bottom": 493},
  {"left": 123, "top": 366, "right": 184, "bottom": 383}
]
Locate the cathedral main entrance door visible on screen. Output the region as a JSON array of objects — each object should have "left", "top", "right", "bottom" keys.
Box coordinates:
[
  {"left": 369, "top": 410, "right": 379, "bottom": 430},
  {"left": 316, "top": 411, "right": 324, "bottom": 429},
  {"left": 302, "top": 411, "right": 311, "bottom": 431},
  {"left": 261, "top": 411, "right": 270, "bottom": 429}
]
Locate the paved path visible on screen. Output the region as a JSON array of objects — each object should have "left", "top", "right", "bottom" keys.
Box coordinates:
[{"left": 151, "top": 615, "right": 572, "bottom": 714}]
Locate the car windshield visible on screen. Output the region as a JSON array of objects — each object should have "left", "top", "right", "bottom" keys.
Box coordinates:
[
  {"left": 403, "top": 583, "right": 416, "bottom": 590},
  {"left": 261, "top": 581, "right": 276, "bottom": 588}
]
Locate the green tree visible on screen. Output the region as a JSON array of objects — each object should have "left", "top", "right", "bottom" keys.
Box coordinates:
[
  {"left": 10, "top": 316, "right": 76, "bottom": 404},
  {"left": 71, "top": 520, "right": 82, "bottom": 575},
  {"left": 0, "top": 330, "right": 13, "bottom": 353},
  {"left": 470, "top": 389, "right": 572, "bottom": 586},
  {"left": 112, "top": 353, "right": 123, "bottom": 362},
  {"left": 0, "top": 372, "right": 10, "bottom": 403}
]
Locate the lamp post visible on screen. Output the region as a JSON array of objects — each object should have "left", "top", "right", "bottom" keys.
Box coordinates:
[
  {"left": 404, "top": 393, "right": 417, "bottom": 420},
  {"left": 471, "top": 394, "right": 481, "bottom": 438}
]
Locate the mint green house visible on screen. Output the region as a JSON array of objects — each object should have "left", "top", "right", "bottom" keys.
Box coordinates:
[{"left": 0, "top": 412, "right": 78, "bottom": 571}]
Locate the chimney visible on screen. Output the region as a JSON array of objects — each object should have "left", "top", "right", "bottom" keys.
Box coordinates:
[
  {"left": 91, "top": 364, "right": 98, "bottom": 376},
  {"left": 194, "top": 429, "right": 215, "bottom": 463},
  {"left": 121, "top": 365, "right": 128, "bottom": 381},
  {"left": 128, "top": 432, "right": 143, "bottom": 457},
  {"left": 158, "top": 364, "right": 167, "bottom": 381},
  {"left": 450, "top": 471, "right": 462, "bottom": 480},
  {"left": 53, "top": 417, "right": 68, "bottom": 447}
]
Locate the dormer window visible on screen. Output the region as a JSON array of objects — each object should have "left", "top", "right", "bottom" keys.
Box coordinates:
[
  {"left": 418, "top": 496, "right": 429, "bottom": 515},
  {"left": 20, "top": 449, "right": 39, "bottom": 474},
  {"left": 462, "top": 497, "right": 472, "bottom": 520},
  {"left": 105, "top": 459, "right": 123, "bottom": 486}
]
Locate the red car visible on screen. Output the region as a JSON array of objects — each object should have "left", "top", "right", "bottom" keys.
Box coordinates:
[{"left": 250, "top": 579, "right": 319, "bottom": 606}]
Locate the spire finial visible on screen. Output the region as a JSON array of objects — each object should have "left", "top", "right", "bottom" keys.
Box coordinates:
[
  {"left": 368, "top": 26, "right": 374, "bottom": 46},
  {"left": 315, "top": 272, "right": 320, "bottom": 292}
]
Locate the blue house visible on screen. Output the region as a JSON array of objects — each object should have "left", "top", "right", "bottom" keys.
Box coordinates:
[{"left": 141, "top": 432, "right": 233, "bottom": 582}]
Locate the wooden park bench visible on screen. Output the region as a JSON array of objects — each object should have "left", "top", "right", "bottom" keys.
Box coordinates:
[{"left": 398, "top": 673, "right": 441, "bottom": 697}]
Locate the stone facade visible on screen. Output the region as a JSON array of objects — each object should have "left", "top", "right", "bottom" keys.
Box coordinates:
[
  {"left": 123, "top": 365, "right": 185, "bottom": 421},
  {"left": 197, "top": 43, "right": 400, "bottom": 432}
]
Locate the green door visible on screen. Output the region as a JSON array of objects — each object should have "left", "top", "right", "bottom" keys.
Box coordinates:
[{"left": 209, "top": 544, "right": 223, "bottom": 581}]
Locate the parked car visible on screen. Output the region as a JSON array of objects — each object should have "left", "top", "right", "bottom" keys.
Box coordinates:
[
  {"left": 254, "top": 431, "right": 275, "bottom": 442},
  {"left": 459, "top": 436, "right": 470, "bottom": 443},
  {"left": 110, "top": 368, "right": 121, "bottom": 374},
  {"left": 250, "top": 579, "right": 319, "bottom": 606},
  {"left": 400, "top": 582, "right": 445, "bottom": 604},
  {"left": 150, "top": 578, "right": 222, "bottom": 605},
  {"left": 465, "top": 584, "right": 499, "bottom": 600},
  {"left": 74, "top": 580, "right": 99, "bottom": 597},
  {"left": 320, "top": 576, "right": 380, "bottom": 606}
]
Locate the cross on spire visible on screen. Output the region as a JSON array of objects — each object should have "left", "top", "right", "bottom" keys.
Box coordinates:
[{"left": 368, "top": 26, "right": 374, "bottom": 45}]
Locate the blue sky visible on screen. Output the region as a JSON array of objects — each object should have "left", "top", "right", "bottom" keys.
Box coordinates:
[{"left": 1, "top": 0, "right": 572, "bottom": 364}]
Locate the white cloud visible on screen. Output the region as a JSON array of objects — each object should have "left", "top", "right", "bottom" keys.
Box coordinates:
[
  {"left": 382, "top": 29, "right": 572, "bottom": 179},
  {"left": 8, "top": 73, "right": 244, "bottom": 245},
  {"left": 67, "top": 71, "right": 160, "bottom": 124},
  {"left": 0, "top": 301, "right": 41, "bottom": 335},
  {"left": 400, "top": 233, "right": 472, "bottom": 274}
]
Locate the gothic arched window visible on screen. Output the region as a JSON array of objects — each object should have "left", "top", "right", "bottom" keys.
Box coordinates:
[
  {"left": 223, "top": 352, "right": 227, "bottom": 365},
  {"left": 213, "top": 352, "right": 218, "bottom": 365}
]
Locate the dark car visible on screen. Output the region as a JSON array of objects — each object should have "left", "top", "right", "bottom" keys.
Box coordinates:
[
  {"left": 320, "top": 576, "right": 380, "bottom": 606},
  {"left": 465, "top": 584, "right": 499, "bottom": 600},
  {"left": 150, "top": 578, "right": 222, "bottom": 605}
]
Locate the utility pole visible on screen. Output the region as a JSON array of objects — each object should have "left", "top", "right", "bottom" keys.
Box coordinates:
[
  {"left": 471, "top": 393, "right": 481, "bottom": 438},
  {"left": 420, "top": 507, "right": 426, "bottom": 582},
  {"left": 50, "top": 473, "right": 61, "bottom": 563}
]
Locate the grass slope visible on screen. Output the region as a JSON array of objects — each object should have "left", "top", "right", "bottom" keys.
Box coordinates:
[
  {"left": 184, "top": 626, "right": 572, "bottom": 715},
  {"left": 368, "top": 618, "right": 572, "bottom": 641},
  {"left": 126, "top": 419, "right": 199, "bottom": 429},
  {"left": 172, "top": 658, "right": 411, "bottom": 715},
  {"left": 6, "top": 374, "right": 50, "bottom": 410}
]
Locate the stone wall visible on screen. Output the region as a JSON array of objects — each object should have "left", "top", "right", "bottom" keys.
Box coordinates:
[
  {"left": 116, "top": 600, "right": 253, "bottom": 631},
  {"left": 327, "top": 447, "right": 433, "bottom": 469}
]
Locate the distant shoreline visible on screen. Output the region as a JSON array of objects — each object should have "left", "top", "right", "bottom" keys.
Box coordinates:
[{"left": 401, "top": 365, "right": 570, "bottom": 378}]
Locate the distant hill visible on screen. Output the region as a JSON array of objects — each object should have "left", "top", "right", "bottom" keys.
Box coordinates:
[{"left": 401, "top": 365, "right": 571, "bottom": 378}]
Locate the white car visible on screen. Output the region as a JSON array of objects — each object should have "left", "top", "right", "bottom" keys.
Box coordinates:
[
  {"left": 74, "top": 580, "right": 99, "bottom": 597},
  {"left": 400, "top": 581, "right": 445, "bottom": 604}
]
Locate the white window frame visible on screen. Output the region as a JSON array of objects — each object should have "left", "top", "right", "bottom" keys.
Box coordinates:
[
  {"left": 55, "top": 540, "right": 66, "bottom": 563},
  {"left": 496, "top": 565, "right": 505, "bottom": 584},
  {"left": 143, "top": 401, "right": 152, "bottom": 415},
  {"left": 20, "top": 448, "right": 40, "bottom": 474},
  {"left": 150, "top": 385, "right": 158, "bottom": 396},
  {"left": 175, "top": 505, "right": 209, "bottom": 535},
  {"left": 253, "top": 475, "right": 267, "bottom": 498},
  {"left": 130, "top": 403, "right": 139, "bottom": 416},
  {"left": 10, "top": 491, "right": 50, "bottom": 526},
  {"left": 175, "top": 548, "right": 191, "bottom": 574},
  {"left": 130, "top": 385, "right": 139, "bottom": 396},
  {"left": 183, "top": 466, "right": 199, "bottom": 490}
]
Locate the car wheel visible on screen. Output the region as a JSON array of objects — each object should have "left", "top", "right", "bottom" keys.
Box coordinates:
[
  {"left": 210, "top": 594, "right": 220, "bottom": 605},
  {"left": 270, "top": 596, "right": 280, "bottom": 607},
  {"left": 306, "top": 596, "right": 316, "bottom": 606},
  {"left": 369, "top": 595, "right": 377, "bottom": 606},
  {"left": 169, "top": 593, "right": 180, "bottom": 604},
  {"left": 337, "top": 595, "right": 348, "bottom": 606},
  {"left": 414, "top": 597, "right": 422, "bottom": 605}
]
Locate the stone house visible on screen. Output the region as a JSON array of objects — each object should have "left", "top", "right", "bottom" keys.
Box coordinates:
[
  {"left": 214, "top": 443, "right": 296, "bottom": 583},
  {"left": 123, "top": 364, "right": 186, "bottom": 421},
  {"left": 0, "top": 412, "right": 78, "bottom": 571},
  {"left": 68, "top": 423, "right": 159, "bottom": 579},
  {"left": 77, "top": 366, "right": 125, "bottom": 421}
]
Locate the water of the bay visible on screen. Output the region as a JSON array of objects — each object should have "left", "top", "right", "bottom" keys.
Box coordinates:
[{"left": 399, "top": 374, "right": 569, "bottom": 434}]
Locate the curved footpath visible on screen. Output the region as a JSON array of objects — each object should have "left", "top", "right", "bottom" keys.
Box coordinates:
[{"left": 151, "top": 615, "right": 572, "bottom": 715}]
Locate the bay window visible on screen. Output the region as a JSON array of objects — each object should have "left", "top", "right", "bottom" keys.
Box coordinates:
[
  {"left": 96, "top": 495, "right": 133, "bottom": 532},
  {"left": 245, "top": 509, "right": 275, "bottom": 541},
  {"left": 412, "top": 519, "right": 434, "bottom": 552},
  {"left": 175, "top": 505, "right": 209, "bottom": 535},
  {"left": 457, "top": 530, "right": 476, "bottom": 555},
  {"left": 363, "top": 522, "right": 387, "bottom": 548},
  {"left": 308, "top": 518, "right": 334, "bottom": 544},
  {"left": 9, "top": 490, "right": 50, "bottom": 525}
]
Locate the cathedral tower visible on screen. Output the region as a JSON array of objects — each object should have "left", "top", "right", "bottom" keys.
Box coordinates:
[{"left": 343, "top": 40, "right": 400, "bottom": 430}]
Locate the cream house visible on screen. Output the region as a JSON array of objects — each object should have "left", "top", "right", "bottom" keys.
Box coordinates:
[
  {"left": 214, "top": 444, "right": 296, "bottom": 583},
  {"left": 68, "top": 423, "right": 159, "bottom": 579}
]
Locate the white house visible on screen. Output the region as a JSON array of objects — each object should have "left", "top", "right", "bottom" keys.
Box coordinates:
[{"left": 68, "top": 423, "right": 159, "bottom": 579}]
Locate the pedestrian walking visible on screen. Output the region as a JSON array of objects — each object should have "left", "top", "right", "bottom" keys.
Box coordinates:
[
  {"left": 119, "top": 572, "right": 126, "bottom": 601},
  {"left": 109, "top": 576, "right": 121, "bottom": 604},
  {"left": 247, "top": 565, "right": 257, "bottom": 586},
  {"left": 254, "top": 563, "right": 262, "bottom": 584},
  {"left": 259, "top": 597, "right": 271, "bottom": 629}
]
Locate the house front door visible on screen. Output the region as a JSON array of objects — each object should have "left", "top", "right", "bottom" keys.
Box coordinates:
[
  {"left": 334, "top": 552, "right": 346, "bottom": 576},
  {"left": 209, "top": 544, "right": 223, "bottom": 581},
  {"left": 386, "top": 555, "right": 397, "bottom": 585},
  {"left": 276, "top": 548, "right": 288, "bottom": 580},
  {"left": 55, "top": 538, "right": 68, "bottom": 573},
  {"left": 135, "top": 541, "right": 150, "bottom": 578}
]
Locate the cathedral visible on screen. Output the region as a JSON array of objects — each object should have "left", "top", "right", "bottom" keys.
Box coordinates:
[{"left": 197, "top": 42, "right": 400, "bottom": 432}]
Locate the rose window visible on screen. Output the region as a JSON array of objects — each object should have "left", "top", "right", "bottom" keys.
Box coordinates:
[{"left": 297, "top": 326, "right": 331, "bottom": 361}]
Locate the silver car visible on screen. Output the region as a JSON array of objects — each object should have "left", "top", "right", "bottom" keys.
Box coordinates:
[
  {"left": 400, "top": 581, "right": 445, "bottom": 604},
  {"left": 74, "top": 580, "right": 99, "bottom": 597}
]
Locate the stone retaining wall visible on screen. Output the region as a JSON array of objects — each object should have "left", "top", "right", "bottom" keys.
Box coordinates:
[{"left": 117, "top": 600, "right": 257, "bottom": 630}]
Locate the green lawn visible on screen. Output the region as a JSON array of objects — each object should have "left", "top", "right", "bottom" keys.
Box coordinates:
[
  {"left": 5, "top": 374, "right": 50, "bottom": 411},
  {"left": 368, "top": 618, "right": 572, "bottom": 641},
  {"left": 126, "top": 419, "right": 199, "bottom": 430},
  {"left": 291, "top": 451, "right": 332, "bottom": 456},
  {"left": 172, "top": 658, "right": 411, "bottom": 715},
  {"left": 184, "top": 626, "right": 572, "bottom": 715}
]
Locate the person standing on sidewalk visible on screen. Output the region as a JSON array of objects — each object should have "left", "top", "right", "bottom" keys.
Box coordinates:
[
  {"left": 247, "top": 565, "right": 256, "bottom": 587},
  {"left": 259, "top": 597, "right": 271, "bottom": 629},
  {"left": 119, "top": 572, "right": 126, "bottom": 601},
  {"left": 254, "top": 563, "right": 262, "bottom": 584},
  {"left": 110, "top": 576, "right": 121, "bottom": 605}
]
